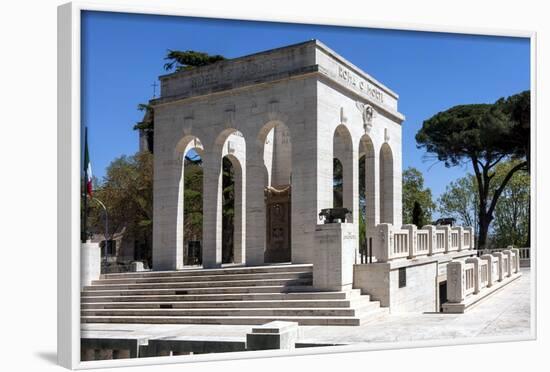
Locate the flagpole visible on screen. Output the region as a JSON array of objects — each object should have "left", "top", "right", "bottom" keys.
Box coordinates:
[{"left": 82, "top": 126, "right": 88, "bottom": 243}]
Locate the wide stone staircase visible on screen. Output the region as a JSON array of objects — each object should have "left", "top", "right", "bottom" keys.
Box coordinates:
[{"left": 81, "top": 264, "right": 387, "bottom": 326}]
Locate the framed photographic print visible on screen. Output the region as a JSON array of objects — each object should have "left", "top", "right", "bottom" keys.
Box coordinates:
[{"left": 57, "top": 1, "right": 536, "bottom": 369}]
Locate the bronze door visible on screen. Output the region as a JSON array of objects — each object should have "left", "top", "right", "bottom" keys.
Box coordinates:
[{"left": 264, "top": 186, "right": 291, "bottom": 263}]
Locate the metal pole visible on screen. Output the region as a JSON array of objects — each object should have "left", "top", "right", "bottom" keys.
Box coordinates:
[
  {"left": 370, "top": 238, "right": 373, "bottom": 264},
  {"left": 93, "top": 198, "right": 109, "bottom": 261}
]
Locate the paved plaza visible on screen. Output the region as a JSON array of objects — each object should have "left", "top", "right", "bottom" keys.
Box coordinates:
[{"left": 82, "top": 269, "right": 531, "bottom": 349}]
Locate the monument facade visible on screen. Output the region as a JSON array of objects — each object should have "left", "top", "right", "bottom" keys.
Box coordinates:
[{"left": 151, "top": 40, "right": 404, "bottom": 277}]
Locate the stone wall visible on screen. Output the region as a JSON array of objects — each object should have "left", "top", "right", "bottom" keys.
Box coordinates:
[
  {"left": 388, "top": 261, "right": 437, "bottom": 312},
  {"left": 353, "top": 260, "right": 438, "bottom": 313}
]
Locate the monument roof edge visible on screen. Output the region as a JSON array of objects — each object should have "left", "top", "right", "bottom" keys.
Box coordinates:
[
  {"left": 156, "top": 39, "right": 400, "bottom": 102},
  {"left": 313, "top": 40, "right": 399, "bottom": 100},
  {"left": 158, "top": 39, "right": 319, "bottom": 81}
]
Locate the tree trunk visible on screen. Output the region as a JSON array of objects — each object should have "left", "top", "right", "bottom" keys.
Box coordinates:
[{"left": 477, "top": 211, "right": 493, "bottom": 250}]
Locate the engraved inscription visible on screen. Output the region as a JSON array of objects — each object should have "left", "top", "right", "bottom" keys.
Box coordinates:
[{"left": 338, "top": 66, "right": 385, "bottom": 104}]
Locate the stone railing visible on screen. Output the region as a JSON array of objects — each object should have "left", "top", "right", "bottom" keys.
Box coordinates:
[
  {"left": 450, "top": 227, "right": 460, "bottom": 252},
  {"left": 463, "top": 229, "right": 472, "bottom": 250},
  {"left": 447, "top": 248, "right": 520, "bottom": 304},
  {"left": 375, "top": 223, "right": 475, "bottom": 262},
  {"left": 477, "top": 246, "right": 530, "bottom": 267},
  {"left": 479, "top": 259, "right": 489, "bottom": 289},
  {"left": 392, "top": 228, "right": 410, "bottom": 260},
  {"left": 463, "top": 262, "right": 476, "bottom": 297},
  {"left": 416, "top": 229, "right": 430, "bottom": 256}
]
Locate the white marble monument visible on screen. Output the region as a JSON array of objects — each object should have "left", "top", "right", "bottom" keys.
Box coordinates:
[{"left": 151, "top": 40, "right": 404, "bottom": 285}]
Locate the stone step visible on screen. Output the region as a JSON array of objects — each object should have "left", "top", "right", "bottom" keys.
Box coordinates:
[
  {"left": 81, "top": 304, "right": 380, "bottom": 317},
  {"left": 357, "top": 306, "right": 390, "bottom": 325},
  {"left": 81, "top": 264, "right": 379, "bottom": 327},
  {"left": 80, "top": 315, "right": 361, "bottom": 326},
  {"left": 93, "top": 271, "right": 312, "bottom": 285},
  {"left": 81, "top": 297, "right": 371, "bottom": 310},
  {"left": 85, "top": 277, "right": 312, "bottom": 291},
  {"left": 82, "top": 283, "right": 315, "bottom": 297},
  {"left": 101, "top": 264, "right": 313, "bottom": 279},
  {"left": 81, "top": 289, "right": 362, "bottom": 303}
]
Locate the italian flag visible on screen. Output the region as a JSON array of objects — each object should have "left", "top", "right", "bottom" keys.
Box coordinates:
[{"left": 84, "top": 130, "right": 93, "bottom": 197}]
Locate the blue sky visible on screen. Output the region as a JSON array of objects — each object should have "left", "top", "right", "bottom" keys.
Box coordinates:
[{"left": 81, "top": 11, "right": 530, "bottom": 200}]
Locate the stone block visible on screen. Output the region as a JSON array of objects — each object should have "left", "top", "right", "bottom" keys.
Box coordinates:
[
  {"left": 81, "top": 338, "right": 139, "bottom": 360},
  {"left": 246, "top": 321, "right": 298, "bottom": 351},
  {"left": 353, "top": 263, "right": 390, "bottom": 306},
  {"left": 81, "top": 241, "right": 100, "bottom": 289},
  {"left": 313, "top": 223, "right": 356, "bottom": 291},
  {"left": 130, "top": 261, "right": 146, "bottom": 272},
  {"left": 373, "top": 223, "right": 392, "bottom": 262}
]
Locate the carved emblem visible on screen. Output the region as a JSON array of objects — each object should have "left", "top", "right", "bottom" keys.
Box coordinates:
[{"left": 356, "top": 101, "right": 376, "bottom": 133}]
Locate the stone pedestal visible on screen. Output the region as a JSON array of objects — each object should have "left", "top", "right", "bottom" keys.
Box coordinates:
[
  {"left": 130, "top": 261, "right": 146, "bottom": 272},
  {"left": 447, "top": 261, "right": 465, "bottom": 303},
  {"left": 502, "top": 250, "right": 514, "bottom": 277},
  {"left": 465, "top": 257, "right": 482, "bottom": 294},
  {"left": 493, "top": 252, "right": 505, "bottom": 282},
  {"left": 511, "top": 248, "right": 521, "bottom": 273},
  {"left": 313, "top": 223, "right": 356, "bottom": 291},
  {"left": 246, "top": 321, "right": 298, "bottom": 351},
  {"left": 480, "top": 254, "right": 497, "bottom": 287},
  {"left": 81, "top": 241, "right": 100, "bottom": 289}
]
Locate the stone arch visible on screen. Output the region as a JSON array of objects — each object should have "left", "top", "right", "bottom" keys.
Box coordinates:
[
  {"left": 379, "top": 142, "right": 394, "bottom": 224},
  {"left": 221, "top": 153, "right": 245, "bottom": 264},
  {"left": 260, "top": 121, "right": 292, "bottom": 188},
  {"left": 202, "top": 128, "right": 246, "bottom": 268},
  {"left": 333, "top": 124, "right": 354, "bottom": 221},
  {"left": 255, "top": 120, "right": 293, "bottom": 263},
  {"left": 175, "top": 135, "right": 204, "bottom": 158},
  {"left": 333, "top": 158, "right": 344, "bottom": 208},
  {"left": 174, "top": 135, "right": 204, "bottom": 267}
]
